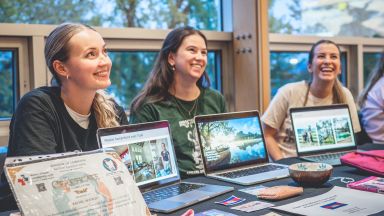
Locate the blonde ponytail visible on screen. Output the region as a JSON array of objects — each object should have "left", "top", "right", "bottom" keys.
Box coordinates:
[
  {"left": 92, "top": 90, "right": 120, "bottom": 128},
  {"left": 333, "top": 79, "right": 347, "bottom": 104}
]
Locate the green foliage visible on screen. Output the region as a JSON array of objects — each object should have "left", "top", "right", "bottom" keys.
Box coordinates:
[
  {"left": 0, "top": 0, "right": 104, "bottom": 25},
  {"left": 0, "top": 51, "right": 14, "bottom": 119},
  {"left": 112, "top": 0, "right": 220, "bottom": 29},
  {"left": 270, "top": 52, "right": 310, "bottom": 96},
  {"left": 108, "top": 52, "right": 157, "bottom": 109},
  {"left": 363, "top": 53, "right": 381, "bottom": 86}
]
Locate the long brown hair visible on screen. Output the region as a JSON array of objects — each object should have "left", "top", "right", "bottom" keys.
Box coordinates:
[
  {"left": 45, "top": 23, "right": 119, "bottom": 128},
  {"left": 304, "top": 39, "right": 347, "bottom": 106},
  {"left": 358, "top": 52, "right": 384, "bottom": 107},
  {"left": 130, "top": 26, "right": 210, "bottom": 112}
]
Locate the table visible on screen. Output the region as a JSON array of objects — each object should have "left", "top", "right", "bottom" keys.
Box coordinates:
[
  {"left": 1, "top": 144, "right": 382, "bottom": 216},
  {"left": 155, "top": 143, "right": 384, "bottom": 216}
]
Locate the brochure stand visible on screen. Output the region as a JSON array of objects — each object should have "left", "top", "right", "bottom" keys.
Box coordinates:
[{"left": 4, "top": 149, "right": 151, "bottom": 216}]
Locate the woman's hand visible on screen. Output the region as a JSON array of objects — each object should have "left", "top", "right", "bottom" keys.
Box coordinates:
[{"left": 181, "top": 209, "right": 194, "bottom": 216}]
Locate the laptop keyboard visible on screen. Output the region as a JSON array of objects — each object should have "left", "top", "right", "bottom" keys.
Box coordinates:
[
  {"left": 306, "top": 151, "right": 349, "bottom": 162},
  {"left": 143, "top": 183, "right": 204, "bottom": 204},
  {"left": 217, "top": 164, "right": 285, "bottom": 179}
]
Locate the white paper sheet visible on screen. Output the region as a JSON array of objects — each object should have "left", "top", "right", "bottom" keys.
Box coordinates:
[
  {"left": 273, "top": 186, "right": 384, "bottom": 216},
  {"left": 5, "top": 151, "right": 151, "bottom": 216}
]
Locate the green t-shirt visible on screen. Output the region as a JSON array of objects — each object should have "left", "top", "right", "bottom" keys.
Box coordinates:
[{"left": 129, "top": 88, "right": 227, "bottom": 178}]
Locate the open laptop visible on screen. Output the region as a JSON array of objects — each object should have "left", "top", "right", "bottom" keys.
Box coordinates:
[
  {"left": 290, "top": 104, "right": 357, "bottom": 166},
  {"left": 97, "top": 120, "right": 233, "bottom": 213},
  {"left": 194, "top": 110, "right": 289, "bottom": 185}
]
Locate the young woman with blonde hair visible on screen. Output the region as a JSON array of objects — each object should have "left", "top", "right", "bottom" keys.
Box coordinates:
[{"left": 7, "top": 23, "right": 128, "bottom": 156}]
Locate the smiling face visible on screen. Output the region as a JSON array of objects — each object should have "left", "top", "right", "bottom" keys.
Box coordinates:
[
  {"left": 308, "top": 43, "right": 341, "bottom": 84},
  {"left": 168, "top": 34, "right": 207, "bottom": 84},
  {"left": 62, "top": 29, "right": 112, "bottom": 92}
]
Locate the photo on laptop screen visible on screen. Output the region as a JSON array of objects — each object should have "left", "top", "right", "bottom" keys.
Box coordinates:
[
  {"left": 97, "top": 122, "right": 178, "bottom": 187},
  {"left": 291, "top": 105, "right": 356, "bottom": 154},
  {"left": 196, "top": 114, "right": 267, "bottom": 172}
]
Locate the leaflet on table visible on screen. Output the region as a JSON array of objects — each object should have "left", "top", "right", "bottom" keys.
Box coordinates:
[
  {"left": 272, "top": 186, "right": 384, "bottom": 216},
  {"left": 5, "top": 150, "right": 151, "bottom": 216},
  {"left": 347, "top": 176, "right": 384, "bottom": 194}
]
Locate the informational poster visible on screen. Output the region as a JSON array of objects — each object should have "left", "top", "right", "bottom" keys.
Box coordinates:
[
  {"left": 5, "top": 150, "right": 151, "bottom": 216},
  {"left": 273, "top": 186, "right": 384, "bottom": 216}
]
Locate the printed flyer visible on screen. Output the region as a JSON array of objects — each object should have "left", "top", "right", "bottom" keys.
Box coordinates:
[
  {"left": 273, "top": 186, "right": 384, "bottom": 216},
  {"left": 5, "top": 151, "right": 151, "bottom": 216}
]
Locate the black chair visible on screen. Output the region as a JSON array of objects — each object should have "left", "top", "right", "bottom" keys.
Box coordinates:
[
  {"left": 0, "top": 153, "right": 18, "bottom": 211},
  {"left": 355, "top": 111, "right": 373, "bottom": 145}
]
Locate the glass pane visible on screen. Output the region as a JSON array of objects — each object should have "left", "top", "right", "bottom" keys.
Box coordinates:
[
  {"left": 207, "top": 51, "right": 221, "bottom": 91},
  {"left": 107, "top": 51, "right": 221, "bottom": 110},
  {"left": 270, "top": 51, "right": 347, "bottom": 97},
  {"left": 0, "top": 50, "right": 16, "bottom": 120},
  {"left": 269, "top": 0, "right": 384, "bottom": 38},
  {"left": 363, "top": 52, "right": 381, "bottom": 86},
  {"left": 0, "top": 0, "right": 222, "bottom": 30}
]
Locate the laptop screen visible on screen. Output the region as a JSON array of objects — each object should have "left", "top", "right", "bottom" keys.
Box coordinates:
[
  {"left": 97, "top": 121, "right": 179, "bottom": 189},
  {"left": 195, "top": 111, "right": 268, "bottom": 173},
  {"left": 290, "top": 104, "right": 356, "bottom": 154}
]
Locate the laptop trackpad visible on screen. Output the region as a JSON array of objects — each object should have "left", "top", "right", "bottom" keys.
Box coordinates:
[
  {"left": 149, "top": 200, "right": 185, "bottom": 211},
  {"left": 167, "top": 190, "right": 210, "bottom": 202}
]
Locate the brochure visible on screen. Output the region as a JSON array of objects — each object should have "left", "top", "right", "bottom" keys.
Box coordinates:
[
  {"left": 5, "top": 150, "right": 151, "bottom": 216},
  {"left": 272, "top": 186, "right": 384, "bottom": 216}
]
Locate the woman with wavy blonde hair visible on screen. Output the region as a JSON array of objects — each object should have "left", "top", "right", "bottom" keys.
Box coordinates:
[{"left": 7, "top": 23, "right": 128, "bottom": 156}]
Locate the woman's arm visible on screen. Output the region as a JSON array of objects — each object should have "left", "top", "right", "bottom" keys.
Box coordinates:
[{"left": 262, "top": 123, "right": 283, "bottom": 161}]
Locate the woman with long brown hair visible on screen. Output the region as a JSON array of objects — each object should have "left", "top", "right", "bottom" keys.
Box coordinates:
[{"left": 129, "top": 26, "right": 226, "bottom": 178}]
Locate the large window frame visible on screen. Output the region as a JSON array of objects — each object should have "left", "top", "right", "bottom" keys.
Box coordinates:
[{"left": 0, "top": 37, "right": 29, "bottom": 140}]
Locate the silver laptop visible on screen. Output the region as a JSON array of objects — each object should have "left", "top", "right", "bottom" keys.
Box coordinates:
[
  {"left": 194, "top": 110, "right": 289, "bottom": 185},
  {"left": 290, "top": 104, "right": 357, "bottom": 166},
  {"left": 97, "top": 120, "right": 233, "bottom": 213}
]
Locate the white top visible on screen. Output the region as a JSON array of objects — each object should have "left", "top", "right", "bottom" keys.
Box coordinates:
[
  {"left": 64, "top": 103, "right": 91, "bottom": 129},
  {"left": 262, "top": 81, "right": 361, "bottom": 158},
  {"left": 360, "top": 76, "right": 384, "bottom": 144}
]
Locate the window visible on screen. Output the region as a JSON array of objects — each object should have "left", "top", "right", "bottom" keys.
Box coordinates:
[
  {"left": 108, "top": 51, "right": 222, "bottom": 109},
  {"left": 363, "top": 52, "right": 381, "bottom": 86},
  {"left": 270, "top": 51, "right": 347, "bottom": 97},
  {"left": 0, "top": 1, "right": 223, "bottom": 31},
  {"left": 108, "top": 51, "right": 157, "bottom": 110},
  {"left": 0, "top": 50, "right": 17, "bottom": 120},
  {"left": 269, "top": 0, "right": 384, "bottom": 38}
]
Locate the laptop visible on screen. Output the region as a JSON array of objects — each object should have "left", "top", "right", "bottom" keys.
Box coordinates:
[
  {"left": 194, "top": 110, "right": 289, "bottom": 185},
  {"left": 97, "top": 120, "right": 233, "bottom": 213},
  {"left": 290, "top": 104, "right": 357, "bottom": 166}
]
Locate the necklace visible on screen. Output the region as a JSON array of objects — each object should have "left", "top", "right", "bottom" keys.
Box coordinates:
[{"left": 173, "top": 96, "right": 199, "bottom": 118}]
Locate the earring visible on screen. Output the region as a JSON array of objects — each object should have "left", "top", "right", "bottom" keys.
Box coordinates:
[
  {"left": 171, "top": 65, "right": 175, "bottom": 71},
  {"left": 66, "top": 75, "right": 69, "bottom": 80}
]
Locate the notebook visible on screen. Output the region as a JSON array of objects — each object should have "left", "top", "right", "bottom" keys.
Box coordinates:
[
  {"left": 290, "top": 104, "right": 357, "bottom": 166},
  {"left": 97, "top": 120, "right": 233, "bottom": 213},
  {"left": 194, "top": 110, "right": 289, "bottom": 185}
]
